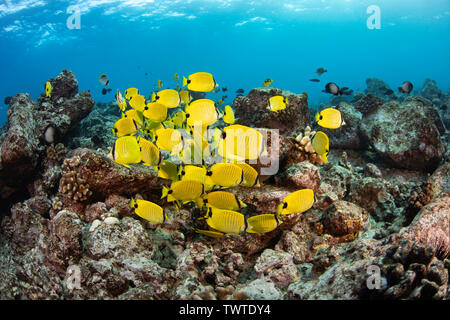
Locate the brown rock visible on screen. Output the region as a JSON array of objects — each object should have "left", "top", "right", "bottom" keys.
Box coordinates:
[
  {"left": 321, "top": 201, "right": 368, "bottom": 237},
  {"left": 233, "top": 87, "right": 310, "bottom": 136}
]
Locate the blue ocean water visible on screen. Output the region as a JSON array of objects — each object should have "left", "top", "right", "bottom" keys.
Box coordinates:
[{"left": 0, "top": 0, "right": 449, "bottom": 125}]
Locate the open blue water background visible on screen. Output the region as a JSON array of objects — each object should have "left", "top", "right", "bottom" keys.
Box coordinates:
[{"left": 0, "top": 0, "right": 449, "bottom": 125}]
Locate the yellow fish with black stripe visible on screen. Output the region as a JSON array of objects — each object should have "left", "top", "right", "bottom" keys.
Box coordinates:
[
  {"left": 162, "top": 180, "right": 205, "bottom": 206},
  {"left": 45, "top": 81, "right": 53, "bottom": 98},
  {"left": 222, "top": 105, "right": 236, "bottom": 124},
  {"left": 263, "top": 78, "right": 273, "bottom": 87},
  {"left": 246, "top": 214, "right": 280, "bottom": 234},
  {"left": 155, "top": 160, "right": 179, "bottom": 181},
  {"left": 143, "top": 102, "right": 168, "bottom": 123},
  {"left": 205, "top": 163, "right": 243, "bottom": 188},
  {"left": 179, "top": 90, "right": 193, "bottom": 105},
  {"left": 216, "top": 125, "right": 264, "bottom": 162},
  {"left": 198, "top": 191, "right": 246, "bottom": 211},
  {"left": 137, "top": 136, "right": 161, "bottom": 166},
  {"left": 124, "top": 109, "right": 144, "bottom": 127},
  {"left": 202, "top": 207, "right": 247, "bottom": 235},
  {"left": 235, "top": 163, "right": 260, "bottom": 187},
  {"left": 167, "top": 111, "right": 186, "bottom": 129},
  {"left": 112, "top": 117, "right": 139, "bottom": 137},
  {"left": 152, "top": 89, "right": 181, "bottom": 109},
  {"left": 185, "top": 99, "right": 221, "bottom": 128},
  {"left": 111, "top": 136, "right": 142, "bottom": 168},
  {"left": 311, "top": 131, "right": 330, "bottom": 163},
  {"left": 140, "top": 120, "right": 164, "bottom": 137},
  {"left": 130, "top": 198, "right": 168, "bottom": 224},
  {"left": 125, "top": 88, "right": 139, "bottom": 100},
  {"left": 178, "top": 165, "right": 207, "bottom": 184},
  {"left": 154, "top": 128, "right": 184, "bottom": 152},
  {"left": 177, "top": 135, "right": 211, "bottom": 167},
  {"left": 183, "top": 72, "right": 218, "bottom": 92},
  {"left": 129, "top": 93, "right": 146, "bottom": 112},
  {"left": 277, "top": 189, "right": 315, "bottom": 216},
  {"left": 268, "top": 96, "right": 288, "bottom": 113},
  {"left": 316, "top": 107, "right": 345, "bottom": 129}
]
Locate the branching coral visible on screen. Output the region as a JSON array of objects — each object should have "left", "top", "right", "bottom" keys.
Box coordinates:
[
  {"left": 288, "top": 126, "right": 325, "bottom": 166},
  {"left": 46, "top": 143, "right": 67, "bottom": 163},
  {"left": 58, "top": 156, "right": 92, "bottom": 202}
]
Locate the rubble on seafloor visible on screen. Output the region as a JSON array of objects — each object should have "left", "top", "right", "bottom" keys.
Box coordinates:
[{"left": 0, "top": 71, "right": 448, "bottom": 300}]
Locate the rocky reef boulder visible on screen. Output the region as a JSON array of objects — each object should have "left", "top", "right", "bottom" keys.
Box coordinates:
[
  {"left": 364, "top": 78, "right": 396, "bottom": 100},
  {"left": 0, "top": 70, "right": 94, "bottom": 199},
  {"left": 233, "top": 87, "right": 310, "bottom": 136},
  {"left": 361, "top": 96, "right": 444, "bottom": 171},
  {"left": 319, "top": 102, "right": 363, "bottom": 149}
]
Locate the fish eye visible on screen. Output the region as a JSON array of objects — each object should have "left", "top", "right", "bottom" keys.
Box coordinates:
[
  {"left": 283, "top": 202, "right": 288, "bottom": 209},
  {"left": 134, "top": 204, "right": 138, "bottom": 209}
]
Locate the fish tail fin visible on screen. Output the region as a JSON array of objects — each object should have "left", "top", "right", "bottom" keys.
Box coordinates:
[
  {"left": 194, "top": 197, "right": 204, "bottom": 209},
  {"left": 240, "top": 200, "right": 247, "bottom": 208},
  {"left": 130, "top": 197, "right": 136, "bottom": 209},
  {"left": 183, "top": 77, "right": 188, "bottom": 87},
  {"left": 151, "top": 92, "right": 156, "bottom": 101},
  {"left": 285, "top": 97, "right": 289, "bottom": 105},
  {"left": 161, "top": 186, "right": 169, "bottom": 199},
  {"left": 276, "top": 203, "right": 284, "bottom": 216},
  {"left": 315, "top": 112, "right": 320, "bottom": 122}
]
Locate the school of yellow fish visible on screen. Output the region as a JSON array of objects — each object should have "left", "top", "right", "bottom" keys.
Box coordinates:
[{"left": 102, "top": 71, "right": 344, "bottom": 238}]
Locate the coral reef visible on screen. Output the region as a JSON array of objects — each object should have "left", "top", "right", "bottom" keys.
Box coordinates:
[
  {"left": 0, "top": 70, "right": 94, "bottom": 199},
  {"left": 0, "top": 70, "right": 448, "bottom": 301},
  {"left": 59, "top": 156, "right": 92, "bottom": 202}
]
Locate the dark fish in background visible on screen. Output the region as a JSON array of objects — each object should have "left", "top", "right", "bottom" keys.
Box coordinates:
[
  {"left": 384, "top": 89, "right": 394, "bottom": 95},
  {"left": 236, "top": 89, "right": 244, "bottom": 94},
  {"left": 145, "top": 72, "right": 148, "bottom": 76},
  {"left": 222, "top": 87, "right": 228, "bottom": 92},
  {"left": 310, "top": 79, "right": 320, "bottom": 82},
  {"left": 322, "top": 82, "right": 341, "bottom": 96},
  {"left": 341, "top": 89, "right": 354, "bottom": 96},
  {"left": 102, "top": 88, "right": 112, "bottom": 95},
  {"left": 315, "top": 68, "right": 328, "bottom": 76},
  {"left": 213, "top": 87, "right": 220, "bottom": 94},
  {"left": 398, "top": 81, "right": 413, "bottom": 94},
  {"left": 4, "top": 96, "right": 12, "bottom": 104},
  {"left": 323, "top": 82, "right": 353, "bottom": 96}
]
